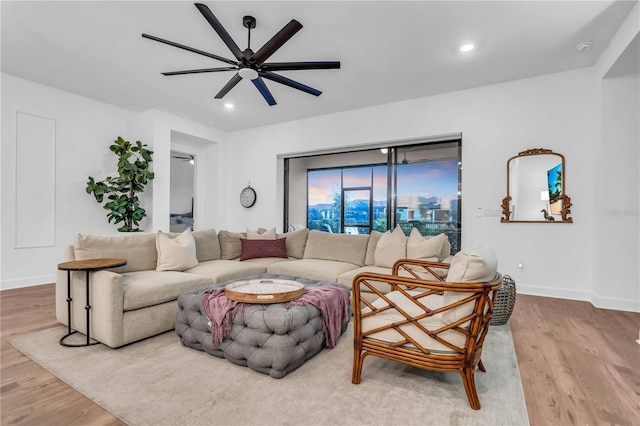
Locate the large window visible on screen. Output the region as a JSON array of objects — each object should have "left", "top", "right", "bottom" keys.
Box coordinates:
[
  {"left": 285, "top": 140, "right": 461, "bottom": 252},
  {"left": 307, "top": 165, "right": 387, "bottom": 234}
]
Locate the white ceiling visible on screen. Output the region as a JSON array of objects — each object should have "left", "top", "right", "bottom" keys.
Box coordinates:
[{"left": 2, "top": 1, "right": 637, "bottom": 132}]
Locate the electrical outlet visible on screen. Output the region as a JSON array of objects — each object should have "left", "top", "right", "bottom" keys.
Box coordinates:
[{"left": 482, "top": 208, "right": 502, "bottom": 218}]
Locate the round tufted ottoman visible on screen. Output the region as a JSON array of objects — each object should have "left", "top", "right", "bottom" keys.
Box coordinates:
[{"left": 175, "top": 274, "right": 351, "bottom": 378}]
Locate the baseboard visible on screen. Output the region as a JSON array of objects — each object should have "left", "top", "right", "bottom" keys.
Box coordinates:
[
  {"left": 590, "top": 292, "right": 640, "bottom": 313},
  {"left": 517, "top": 284, "right": 640, "bottom": 313},
  {"left": 1, "top": 274, "right": 56, "bottom": 290},
  {"left": 517, "top": 284, "right": 591, "bottom": 302}
]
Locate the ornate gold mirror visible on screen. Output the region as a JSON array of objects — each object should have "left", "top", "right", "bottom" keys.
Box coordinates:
[{"left": 501, "top": 148, "right": 573, "bottom": 223}]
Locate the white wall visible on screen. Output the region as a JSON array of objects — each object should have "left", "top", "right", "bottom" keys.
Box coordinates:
[
  {"left": 225, "top": 67, "right": 613, "bottom": 306},
  {"left": 1, "top": 74, "right": 227, "bottom": 289},
  {"left": 593, "top": 73, "right": 639, "bottom": 311},
  {"left": 1, "top": 73, "right": 131, "bottom": 288}
]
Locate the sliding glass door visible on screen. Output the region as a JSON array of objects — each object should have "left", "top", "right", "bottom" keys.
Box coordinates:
[{"left": 285, "top": 139, "right": 461, "bottom": 252}]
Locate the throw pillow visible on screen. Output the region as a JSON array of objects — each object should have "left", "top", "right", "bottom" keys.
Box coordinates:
[
  {"left": 443, "top": 246, "right": 498, "bottom": 323},
  {"left": 246, "top": 227, "right": 276, "bottom": 239},
  {"left": 192, "top": 228, "right": 221, "bottom": 262},
  {"left": 218, "top": 230, "right": 246, "bottom": 260},
  {"left": 239, "top": 238, "right": 288, "bottom": 261},
  {"left": 374, "top": 225, "right": 407, "bottom": 268},
  {"left": 407, "top": 228, "right": 447, "bottom": 260},
  {"left": 275, "top": 228, "right": 309, "bottom": 259},
  {"left": 156, "top": 229, "right": 198, "bottom": 271},
  {"left": 364, "top": 230, "right": 384, "bottom": 266},
  {"left": 446, "top": 246, "right": 498, "bottom": 283}
]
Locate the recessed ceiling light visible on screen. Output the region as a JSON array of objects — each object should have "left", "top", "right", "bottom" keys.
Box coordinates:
[
  {"left": 576, "top": 41, "right": 592, "bottom": 52},
  {"left": 460, "top": 44, "right": 475, "bottom": 53},
  {"left": 224, "top": 103, "right": 234, "bottom": 109}
]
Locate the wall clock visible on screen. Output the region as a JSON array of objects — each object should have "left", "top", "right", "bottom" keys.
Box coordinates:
[{"left": 240, "top": 184, "right": 257, "bottom": 208}]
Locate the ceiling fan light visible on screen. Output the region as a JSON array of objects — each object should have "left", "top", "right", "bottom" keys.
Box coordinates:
[
  {"left": 460, "top": 43, "right": 475, "bottom": 52},
  {"left": 239, "top": 68, "right": 259, "bottom": 80}
]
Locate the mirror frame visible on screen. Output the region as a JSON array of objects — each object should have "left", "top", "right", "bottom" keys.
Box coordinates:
[{"left": 501, "top": 148, "right": 573, "bottom": 223}]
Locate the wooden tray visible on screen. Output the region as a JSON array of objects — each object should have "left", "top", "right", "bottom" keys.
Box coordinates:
[{"left": 224, "top": 279, "right": 305, "bottom": 304}]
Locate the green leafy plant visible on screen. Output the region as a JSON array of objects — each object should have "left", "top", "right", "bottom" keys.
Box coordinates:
[{"left": 86, "top": 137, "right": 155, "bottom": 232}]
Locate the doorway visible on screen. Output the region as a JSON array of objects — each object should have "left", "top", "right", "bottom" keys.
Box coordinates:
[{"left": 170, "top": 150, "right": 195, "bottom": 232}]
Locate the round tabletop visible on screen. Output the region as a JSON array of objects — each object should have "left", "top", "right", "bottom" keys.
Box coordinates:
[
  {"left": 58, "top": 258, "right": 127, "bottom": 271},
  {"left": 224, "top": 279, "right": 305, "bottom": 303}
]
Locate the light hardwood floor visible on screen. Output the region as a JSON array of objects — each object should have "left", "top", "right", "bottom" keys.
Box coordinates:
[{"left": 1, "top": 284, "right": 639, "bottom": 425}]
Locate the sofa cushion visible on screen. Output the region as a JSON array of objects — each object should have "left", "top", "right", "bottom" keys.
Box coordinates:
[
  {"left": 74, "top": 232, "right": 157, "bottom": 273},
  {"left": 276, "top": 229, "right": 309, "bottom": 259},
  {"left": 122, "top": 271, "right": 213, "bottom": 311},
  {"left": 444, "top": 246, "right": 498, "bottom": 324},
  {"left": 192, "top": 229, "right": 221, "bottom": 262},
  {"left": 407, "top": 228, "right": 448, "bottom": 261},
  {"left": 218, "top": 230, "right": 246, "bottom": 260},
  {"left": 183, "top": 260, "right": 267, "bottom": 284},
  {"left": 364, "top": 231, "right": 383, "bottom": 266},
  {"left": 156, "top": 230, "right": 198, "bottom": 272},
  {"left": 239, "top": 238, "right": 288, "bottom": 261},
  {"left": 374, "top": 225, "right": 406, "bottom": 268},
  {"left": 267, "top": 259, "right": 360, "bottom": 282},
  {"left": 303, "top": 230, "right": 369, "bottom": 266}
]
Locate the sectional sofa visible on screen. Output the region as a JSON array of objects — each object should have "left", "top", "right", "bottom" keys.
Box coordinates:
[{"left": 56, "top": 226, "right": 452, "bottom": 348}]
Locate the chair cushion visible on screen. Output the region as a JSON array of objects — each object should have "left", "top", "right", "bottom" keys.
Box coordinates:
[
  {"left": 444, "top": 246, "right": 498, "bottom": 323},
  {"left": 362, "top": 291, "right": 466, "bottom": 354},
  {"left": 446, "top": 246, "right": 498, "bottom": 283}
]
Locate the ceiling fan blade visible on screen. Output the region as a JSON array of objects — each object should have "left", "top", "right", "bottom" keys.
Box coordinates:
[
  {"left": 142, "top": 33, "right": 237, "bottom": 66},
  {"left": 162, "top": 67, "right": 237, "bottom": 76},
  {"left": 214, "top": 73, "right": 243, "bottom": 99},
  {"left": 194, "top": 3, "right": 244, "bottom": 61},
  {"left": 260, "top": 71, "right": 321, "bottom": 97},
  {"left": 251, "top": 20, "right": 303, "bottom": 65},
  {"left": 260, "top": 61, "right": 341, "bottom": 71},
  {"left": 252, "top": 77, "right": 277, "bottom": 106}
]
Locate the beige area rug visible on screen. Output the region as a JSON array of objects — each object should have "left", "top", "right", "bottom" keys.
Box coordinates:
[{"left": 9, "top": 323, "right": 528, "bottom": 426}]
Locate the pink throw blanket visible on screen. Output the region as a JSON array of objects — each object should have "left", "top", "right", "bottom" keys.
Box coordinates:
[
  {"left": 202, "top": 285, "right": 350, "bottom": 348},
  {"left": 284, "top": 286, "right": 350, "bottom": 348},
  {"left": 202, "top": 288, "right": 245, "bottom": 346}
]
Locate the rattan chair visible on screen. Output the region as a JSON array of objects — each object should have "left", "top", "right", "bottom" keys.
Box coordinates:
[{"left": 352, "top": 254, "right": 502, "bottom": 410}]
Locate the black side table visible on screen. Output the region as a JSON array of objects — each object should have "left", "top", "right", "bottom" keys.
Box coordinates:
[{"left": 58, "top": 258, "right": 127, "bottom": 347}]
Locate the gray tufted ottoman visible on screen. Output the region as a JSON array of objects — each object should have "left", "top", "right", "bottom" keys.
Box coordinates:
[{"left": 175, "top": 274, "right": 351, "bottom": 378}]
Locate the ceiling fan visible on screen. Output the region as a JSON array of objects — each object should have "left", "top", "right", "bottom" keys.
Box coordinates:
[{"left": 142, "top": 2, "right": 340, "bottom": 106}]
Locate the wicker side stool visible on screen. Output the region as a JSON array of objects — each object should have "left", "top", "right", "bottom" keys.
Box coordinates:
[{"left": 491, "top": 275, "right": 516, "bottom": 325}]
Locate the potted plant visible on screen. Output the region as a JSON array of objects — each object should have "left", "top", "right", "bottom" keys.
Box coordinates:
[{"left": 86, "top": 137, "right": 155, "bottom": 232}]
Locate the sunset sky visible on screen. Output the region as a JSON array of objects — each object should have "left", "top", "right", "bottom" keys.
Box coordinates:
[{"left": 308, "top": 160, "right": 459, "bottom": 207}]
